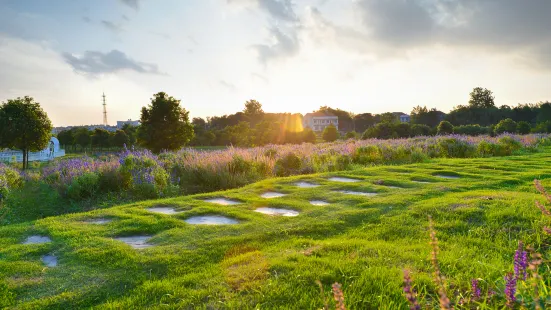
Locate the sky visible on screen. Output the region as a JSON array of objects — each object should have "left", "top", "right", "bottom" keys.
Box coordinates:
[{"left": 1, "top": 0, "right": 551, "bottom": 126}]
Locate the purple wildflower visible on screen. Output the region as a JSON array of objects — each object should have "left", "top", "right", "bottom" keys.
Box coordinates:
[
  {"left": 471, "top": 279, "right": 481, "bottom": 300},
  {"left": 514, "top": 241, "right": 528, "bottom": 281},
  {"left": 403, "top": 269, "right": 421, "bottom": 310},
  {"left": 504, "top": 273, "right": 517, "bottom": 307}
]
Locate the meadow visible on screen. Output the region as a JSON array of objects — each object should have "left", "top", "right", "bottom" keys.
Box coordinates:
[{"left": 1, "top": 147, "right": 551, "bottom": 308}]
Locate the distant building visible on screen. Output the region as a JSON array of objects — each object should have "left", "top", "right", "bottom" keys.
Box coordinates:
[
  {"left": 399, "top": 114, "right": 411, "bottom": 123},
  {"left": 0, "top": 137, "right": 65, "bottom": 163},
  {"left": 303, "top": 112, "right": 339, "bottom": 132},
  {"left": 117, "top": 119, "right": 140, "bottom": 129}
]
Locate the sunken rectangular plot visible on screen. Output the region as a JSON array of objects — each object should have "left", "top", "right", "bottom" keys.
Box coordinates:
[
  {"left": 185, "top": 215, "right": 239, "bottom": 225},
  {"left": 22, "top": 236, "right": 52, "bottom": 244},
  {"left": 260, "top": 192, "right": 287, "bottom": 199},
  {"left": 114, "top": 236, "right": 153, "bottom": 249},
  {"left": 255, "top": 207, "right": 299, "bottom": 217},
  {"left": 334, "top": 190, "right": 377, "bottom": 196},
  {"left": 310, "top": 200, "right": 330, "bottom": 206},
  {"left": 83, "top": 218, "right": 113, "bottom": 225},
  {"left": 42, "top": 255, "right": 57, "bottom": 267},
  {"left": 434, "top": 174, "right": 461, "bottom": 179},
  {"left": 295, "top": 182, "right": 320, "bottom": 188},
  {"left": 203, "top": 198, "right": 241, "bottom": 205},
  {"left": 328, "top": 177, "right": 361, "bottom": 183},
  {"left": 147, "top": 207, "right": 183, "bottom": 215}
]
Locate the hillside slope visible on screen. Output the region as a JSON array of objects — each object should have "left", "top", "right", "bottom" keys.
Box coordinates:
[{"left": 1, "top": 152, "right": 551, "bottom": 309}]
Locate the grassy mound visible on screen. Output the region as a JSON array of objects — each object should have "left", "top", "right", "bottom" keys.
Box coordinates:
[{"left": 1, "top": 152, "right": 551, "bottom": 308}]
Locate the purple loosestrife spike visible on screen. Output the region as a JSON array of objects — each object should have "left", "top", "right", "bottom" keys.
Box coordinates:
[
  {"left": 332, "top": 283, "right": 345, "bottom": 310},
  {"left": 403, "top": 269, "right": 421, "bottom": 310},
  {"left": 428, "top": 216, "right": 451, "bottom": 310},
  {"left": 504, "top": 273, "right": 517, "bottom": 308},
  {"left": 514, "top": 241, "right": 528, "bottom": 281},
  {"left": 471, "top": 279, "right": 481, "bottom": 300},
  {"left": 527, "top": 246, "right": 543, "bottom": 310}
]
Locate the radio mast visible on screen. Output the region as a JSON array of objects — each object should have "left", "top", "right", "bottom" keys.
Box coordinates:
[{"left": 102, "top": 92, "right": 108, "bottom": 126}]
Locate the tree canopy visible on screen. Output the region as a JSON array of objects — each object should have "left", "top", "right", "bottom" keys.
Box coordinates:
[
  {"left": 468, "top": 87, "right": 495, "bottom": 108},
  {"left": 0, "top": 96, "right": 52, "bottom": 169},
  {"left": 138, "top": 92, "right": 194, "bottom": 153}
]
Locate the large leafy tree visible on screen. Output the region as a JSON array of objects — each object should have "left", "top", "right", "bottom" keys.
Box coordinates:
[
  {"left": 138, "top": 92, "right": 194, "bottom": 153},
  {"left": 0, "top": 97, "right": 52, "bottom": 169},
  {"left": 468, "top": 87, "right": 495, "bottom": 108},
  {"left": 112, "top": 130, "right": 129, "bottom": 148},
  {"left": 91, "top": 128, "right": 111, "bottom": 150},
  {"left": 74, "top": 128, "right": 91, "bottom": 151},
  {"left": 322, "top": 124, "right": 339, "bottom": 142}
]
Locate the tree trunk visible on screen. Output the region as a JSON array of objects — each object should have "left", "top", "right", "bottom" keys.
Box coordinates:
[{"left": 22, "top": 149, "right": 26, "bottom": 170}]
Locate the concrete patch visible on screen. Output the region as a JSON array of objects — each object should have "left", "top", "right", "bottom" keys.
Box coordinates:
[
  {"left": 328, "top": 177, "right": 361, "bottom": 183},
  {"left": 147, "top": 207, "right": 182, "bottom": 215},
  {"left": 185, "top": 215, "right": 239, "bottom": 225},
  {"left": 261, "top": 192, "right": 286, "bottom": 199},
  {"left": 255, "top": 207, "right": 299, "bottom": 217},
  {"left": 83, "top": 218, "right": 112, "bottom": 225},
  {"left": 295, "top": 182, "right": 320, "bottom": 188},
  {"left": 42, "top": 255, "right": 57, "bottom": 267},
  {"left": 22, "top": 236, "right": 52, "bottom": 244},
  {"left": 204, "top": 198, "right": 241, "bottom": 205},
  {"left": 335, "top": 190, "right": 377, "bottom": 196},
  {"left": 114, "top": 236, "right": 153, "bottom": 249},
  {"left": 310, "top": 200, "right": 330, "bottom": 206}
]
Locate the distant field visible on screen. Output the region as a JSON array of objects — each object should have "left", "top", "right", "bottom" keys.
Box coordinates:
[{"left": 1, "top": 152, "right": 550, "bottom": 308}]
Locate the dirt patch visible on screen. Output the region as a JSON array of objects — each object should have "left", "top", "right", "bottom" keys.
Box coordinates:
[{"left": 302, "top": 245, "right": 322, "bottom": 256}]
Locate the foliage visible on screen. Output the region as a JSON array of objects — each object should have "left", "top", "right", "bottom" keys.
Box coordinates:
[
  {"left": 410, "top": 106, "right": 444, "bottom": 127},
  {"left": 453, "top": 124, "right": 490, "bottom": 136},
  {"left": 92, "top": 128, "right": 111, "bottom": 150},
  {"left": 274, "top": 152, "right": 302, "bottom": 176},
  {"left": 243, "top": 99, "right": 264, "bottom": 115},
  {"left": 112, "top": 130, "right": 130, "bottom": 148},
  {"left": 344, "top": 131, "right": 358, "bottom": 140},
  {"left": 494, "top": 118, "right": 518, "bottom": 134},
  {"left": 322, "top": 124, "right": 339, "bottom": 142},
  {"left": 138, "top": 92, "right": 194, "bottom": 153},
  {"left": 468, "top": 87, "right": 495, "bottom": 108},
  {"left": 411, "top": 124, "right": 432, "bottom": 136},
  {"left": 517, "top": 121, "right": 531, "bottom": 134},
  {"left": 437, "top": 121, "right": 454, "bottom": 135},
  {"left": 0, "top": 96, "right": 53, "bottom": 169}
]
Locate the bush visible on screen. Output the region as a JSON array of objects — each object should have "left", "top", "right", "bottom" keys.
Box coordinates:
[
  {"left": 66, "top": 172, "right": 100, "bottom": 200},
  {"left": 344, "top": 131, "right": 358, "bottom": 140},
  {"left": 411, "top": 124, "right": 431, "bottom": 136},
  {"left": 498, "top": 136, "right": 522, "bottom": 155},
  {"left": 322, "top": 124, "right": 339, "bottom": 142},
  {"left": 437, "top": 138, "right": 476, "bottom": 158},
  {"left": 353, "top": 146, "right": 383, "bottom": 165},
  {"left": 437, "top": 121, "right": 453, "bottom": 135},
  {"left": 0, "top": 164, "right": 22, "bottom": 202},
  {"left": 302, "top": 128, "right": 317, "bottom": 143},
  {"left": 517, "top": 121, "right": 531, "bottom": 134},
  {"left": 453, "top": 124, "right": 490, "bottom": 136},
  {"left": 494, "top": 118, "right": 517, "bottom": 134},
  {"left": 534, "top": 121, "right": 551, "bottom": 133},
  {"left": 362, "top": 123, "right": 394, "bottom": 139},
  {"left": 274, "top": 153, "right": 302, "bottom": 176},
  {"left": 394, "top": 123, "right": 412, "bottom": 138}
]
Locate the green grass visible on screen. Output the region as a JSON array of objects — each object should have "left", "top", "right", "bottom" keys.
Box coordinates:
[{"left": 1, "top": 151, "right": 551, "bottom": 309}]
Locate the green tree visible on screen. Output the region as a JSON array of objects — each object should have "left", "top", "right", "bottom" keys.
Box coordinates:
[
  {"left": 112, "top": 130, "right": 129, "bottom": 148},
  {"left": 138, "top": 92, "right": 194, "bottom": 153},
  {"left": 494, "top": 118, "right": 517, "bottom": 134},
  {"left": 243, "top": 99, "right": 264, "bottom": 115},
  {"left": 379, "top": 112, "right": 398, "bottom": 123},
  {"left": 91, "top": 128, "right": 111, "bottom": 150},
  {"left": 410, "top": 106, "right": 444, "bottom": 127},
  {"left": 411, "top": 124, "right": 431, "bottom": 136},
  {"left": 353, "top": 113, "right": 376, "bottom": 133},
  {"left": 468, "top": 87, "right": 495, "bottom": 108},
  {"left": 57, "top": 130, "right": 74, "bottom": 149},
  {"left": 516, "top": 121, "right": 531, "bottom": 134},
  {"left": 121, "top": 124, "right": 138, "bottom": 146},
  {"left": 75, "top": 128, "right": 91, "bottom": 151},
  {"left": 302, "top": 128, "right": 317, "bottom": 143},
  {"left": 437, "top": 121, "right": 454, "bottom": 135},
  {"left": 322, "top": 124, "right": 338, "bottom": 142},
  {"left": 345, "top": 131, "right": 358, "bottom": 140},
  {"left": 0, "top": 96, "right": 52, "bottom": 169}
]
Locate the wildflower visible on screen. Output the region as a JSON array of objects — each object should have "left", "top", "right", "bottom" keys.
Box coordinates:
[
  {"left": 471, "top": 279, "right": 481, "bottom": 300},
  {"left": 332, "top": 282, "right": 345, "bottom": 310},
  {"left": 504, "top": 273, "right": 517, "bottom": 308},
  {"left": 513, "top": 241, "right": 528, "bottom": 281},
  {"left": 403, "top": 269, "right": 420, "bottom": 310},
  {"left": 428, "top": 216, "right": 451, "bottom": 310}
]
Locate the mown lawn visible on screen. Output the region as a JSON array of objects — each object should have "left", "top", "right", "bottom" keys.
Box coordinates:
[{"left": 1, "top": 151, "right": 551, "bottom": 309}]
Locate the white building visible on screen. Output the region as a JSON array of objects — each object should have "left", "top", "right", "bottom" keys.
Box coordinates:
[
  {"left": 0, "top": 137, "right": 65, "bottom": 163},
  {"left": 117, "top": 119, "right": 140, "bottom": 129},
  {"left": 399, "top": 114, "right": 411, "bottom": 123},
  {"left": 303, "top": 112, "right": 339, "bottom": 132}
]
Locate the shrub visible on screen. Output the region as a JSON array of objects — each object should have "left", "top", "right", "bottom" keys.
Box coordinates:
[
  {"left": 394, "top": 123, "right": 412, "bottom": 138},
  {"left": 353, "top": 145, "right": 383, "bottom": 165},
  {"left": 263, "top": 148, "right": 277, "bottom": 158},
  {"left": 411, "top": 124, "right": 431, "bottom": 136},
  {"left": 322, "top": 124, "right": 339, "bottom": 142},
  {"left": 516, "top": 121, "right": 531, "bottom": 134},
  {"left": 344, "top": 131, "right": 358, "bottom": 140},
  {"left": 498, "top": 135, "right": 522, "bottom": 155},
  {"left": 66, "top": 172, "right": 100, "bottom": 200},
  {"left": 437, "top": 121, "right": 453, "bottom": 135},
  {"left": 0, "top": 164, "right": 22, "bottom": 202},
  {"left": 437, "top": 138, "right": 476, "bottom": 158},
  {"left": 274, "top": 153, "right": 302, "bottom": 176},
  {"left": 0, "top": 281, "right": 15, "bottom": 308},
  {"left": 494, "top": 118, "right": 517, "bottom": 134},
  {"left": 302, "top": 128, "right": 317, "bottom": 143},
  {"left": 534, "top": 121, "right": 551, "bottom": 133},
  {"left": 453, "top": 124, "right": 490, "bottom": 136}
]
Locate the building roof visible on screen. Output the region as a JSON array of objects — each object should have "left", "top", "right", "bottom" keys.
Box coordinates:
[{"left": 304, "top": 111, "right": 337, "bottom": 117}]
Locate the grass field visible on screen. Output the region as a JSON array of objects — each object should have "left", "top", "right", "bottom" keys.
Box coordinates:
[{"left": 1, "top": 151, "right": 551, "bottom": 309}]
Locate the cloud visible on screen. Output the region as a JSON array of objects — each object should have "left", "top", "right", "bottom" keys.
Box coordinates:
[
  {"left": 101, "top": 20, "right": 124, "bottom": 33},
  {"left": 62, "top": 50, "right": 164, "bottom": 76},
  {"left": 82, "top": 16, "right": 92, "bottom": 23},
  {"left": 252, "top": 26, "right": 300, "bottom": 64},
  {"left": 119, "top": 0, "right": 141, "bottom": 10},
  {"left": 351, "top": 0, "right": 551, "bottom": 68},
  {"left": 228, "top": 0, "right": 297, "bottom": 21},
  {"left": 219, "top": 80, "right": 237, "bottom": 91}
]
